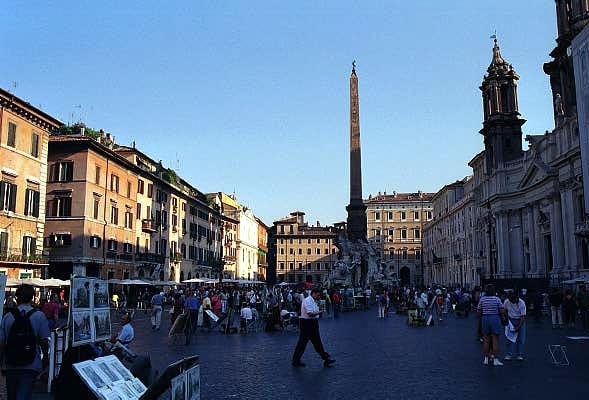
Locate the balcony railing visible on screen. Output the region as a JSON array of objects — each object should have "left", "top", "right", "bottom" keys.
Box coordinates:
[
  {"left": 135, "top": 252, "right": 164, "bottom": 264},
  {"left": 142, "top": 219, "right": 158, "bottom": 233},
  {"left": 0, "top": 249, "right": 48, "bottom": 265}
]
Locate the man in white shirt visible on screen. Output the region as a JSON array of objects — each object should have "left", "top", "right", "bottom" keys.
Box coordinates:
[
  {"left": 292, "top": 288, "right": 335, "bottom": 368},
  {"left": 240, "top": 304, "right": 253, "bottom": 332},
  {"left": 111, "top": 313, "right": 134, "bottom": 348}
]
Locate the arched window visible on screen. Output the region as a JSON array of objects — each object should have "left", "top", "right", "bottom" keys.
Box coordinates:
[
  {"left": 188, "top": 272, "right": 192, "bottom": 280},
  {"left": 180, "top": 271, "right": 185, "bottom": 282}
]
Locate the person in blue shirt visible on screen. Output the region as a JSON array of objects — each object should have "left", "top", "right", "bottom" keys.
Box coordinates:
[{"left": 184, "top": 290, "right": 200, "bottom": 334}]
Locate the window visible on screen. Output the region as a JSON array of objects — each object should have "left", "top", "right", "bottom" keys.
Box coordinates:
[
  {"left": 147, "top": 183, "right": 153, "bottom": 198},
  {"left": 110, "top": 206, "right": 119, "bottom": 225},
  {"left": 427, "top": 211, "right": 433, "bottom": 221},
  {"left": 316, "top": 248, "right": 320, "bottom": 254},
  {"left": 374, "top": 212, "right": 381, "bottom": 221},
  {"left": 307, "top": 248, "right": 311, "bottom": 255},
  {"left": 22, "top": 236, "right": 36, "bottom": 257},
  {"left": 388, "top": 212, "right": 393, "bottom": 221},
  {"left": 279, "top": 262, "right": 284, "bottom": 270},
  {"left": 289, "top": 263, "right": 294, "bottom": 270},
  {"left": 162, "top": 210, "right": 168, "bottom": 228},
  {"left": 51, "top": 161, "right": 73, "bottom": 182},
  {"left": 95, "top": 165, "right": 101, "bottom": 184},
  {"left": 181, "top": 243, "right": 187, "bottom": 258},
  {"left": 7, "top": 122, "right": 16, "bottom": 147},
  {"left": 298, "top": 263, "right": 303, "bottom": 270},
  {"left": 161, "top": 239, "right": 167, "bottom": 256},
  {"left": 24, "top": 189, "right": 40, "bottom": 217},
  {"left": 280, "top": 248, "right": 284, "bottom": 255},
  {"left": 107, "top": 239, "right": 118, "bottom": 251},
  {"left": 124, "top": 211, "right": 133, "bottom": 229},
  {"left": 289, "top": 248, "right": 294, "bottom": 255},
  {"left": 138, "top": 179, "right": 144, "bottom": 194},
  {"left": 0, "top": 232, "right": 7, "bottom": 256},
  {"left": 400, "top": 211, "right": 406, "bottom": 221},
  {"left": 416, "top": 250, "right": 421, "bottom": 259},
  {"left": 136, "top": 204, "right": 141, "bottom": 220},
  {"left": 93, "top": 198, "right": 100, "bottom": 219},
  {"left": 298, "top": 248, "right": 302, "bottom": 255},
  {"left": 324, "top": 248, "right": 329, "bottom": 254},
  {"left": 31, "top": 133, "right": 39, "bottom": 158},
  {"left": 127, "top": 181, "right": 131, "bottom": 198},
  {"left": 402, "top": 250, "right": 408, "bottom": 260},
  {"left": 280, "top": 225, "right": 284, "bottom": 234},
  {"left": 388, "top": 229, "right": 394, "bottom": 236},
  {"left": 414, "top": 211, "right": 420, "bottom": 221},
  {"left": 48, "top": 233, "right": 71, "bottom": 247},
  {"left": 49, "top": 196, "right": 71, "bottom": 217},
  {"left": 414, "top": 229, "right": 421, "bottom": 239},
  {"left": 90, "top": 236, "right": 101, "bottom": 249},
  {"left": 401, "top": 229, "right": 407, "bottom": 240},
  {"left": 123, "top": 243, "right": 132, "bottom": 253},
  {"left": 110, "top": 174, "right": 119, "bottom": 193}
]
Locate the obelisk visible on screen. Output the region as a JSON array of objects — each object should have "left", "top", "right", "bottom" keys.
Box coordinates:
[{"left": 346, "top": 61, "right": 367, "bottom": 241}]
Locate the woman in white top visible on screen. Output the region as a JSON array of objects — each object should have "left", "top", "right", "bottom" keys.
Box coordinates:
[{"left": 503, "top": 291, "right": 526, "bottom": 361}]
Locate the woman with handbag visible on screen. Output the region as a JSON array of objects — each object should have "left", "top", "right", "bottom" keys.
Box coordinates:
[{"left": 477, "top": 284, "right": 506, "bottom": 366}]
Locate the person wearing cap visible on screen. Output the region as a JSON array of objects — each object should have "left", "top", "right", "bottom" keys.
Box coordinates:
[
  {"left": 150, "top": 291, "right": 165, "bottom": 331},
  {"left": 292, "top": 288, "right": 335, "bottom": 368}
]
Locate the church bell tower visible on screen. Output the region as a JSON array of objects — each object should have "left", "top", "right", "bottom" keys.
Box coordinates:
[{"left": 480, "top": 39, "right": 526, "bottom": 173}]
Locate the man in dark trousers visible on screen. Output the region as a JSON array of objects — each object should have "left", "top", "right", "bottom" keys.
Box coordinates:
[{"left": 292, "top": 288, "right": 335, "bottom": 367}]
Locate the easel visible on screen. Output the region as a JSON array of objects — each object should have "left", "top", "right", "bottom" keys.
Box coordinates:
[{"left": 548, "top": 345, "right": 570, "bottom": 366}]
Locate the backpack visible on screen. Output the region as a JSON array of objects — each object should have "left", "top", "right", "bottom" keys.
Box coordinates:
[{"left": 5, "top": 309, "right": 38, "bottom": 366}]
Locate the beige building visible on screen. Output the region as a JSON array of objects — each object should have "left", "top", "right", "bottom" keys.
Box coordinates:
[
  {"left": 115, "top": 146, "right": 223, "bottom": 282},
  {"left": 207, "top": 192, "right": 240, "bottom": 279},
  {"left": 0, "top": 88, "right": 61, "bottom": 279},
  {"left": 364, "top": 191, "right": 434, "bottom": 285},
  {"left": 423, "top": 177, "right": 479, "bottom": 288},
  {"left": 272, "top": 211, "right": 338, "bottom": 284},
  {"left": 45, "top": 132, "right": 222, "bottom": 282},
  {"left": 256, "top": 217, "right": 268, "bottom": 281}
]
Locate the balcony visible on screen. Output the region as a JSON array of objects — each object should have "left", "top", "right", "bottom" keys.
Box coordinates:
[
  {"left": 171, "top": 252, "right": 183, "bottom": 263},
  {"left": 0, "top": 249, "right": 49, "bottom": 266},
  {"left": 142, "top": 219, "right": 157, "bottom": 234},
  {"left": 135, "top": 252, "right": 164, "bottom": 264}
]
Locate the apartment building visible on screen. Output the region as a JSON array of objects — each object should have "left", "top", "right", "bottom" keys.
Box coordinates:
[
  {"left": 0, "top": 88, "right": 61, "bottom": 279},
  {"left": 270, "top": 211, "right": 338, "bottom": 284},
  {"left": 115, "top": 146, "right": 222, "bottom": 282},
  {"left": 364, "top": 191, "right": 434, "bottom": 285}
]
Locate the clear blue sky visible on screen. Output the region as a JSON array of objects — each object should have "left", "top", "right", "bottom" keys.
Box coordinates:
[{"left": 2, "top": 1, "right": 557, "bottom": 226}]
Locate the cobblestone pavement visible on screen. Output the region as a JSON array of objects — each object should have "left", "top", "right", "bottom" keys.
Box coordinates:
[
  {"left": 127, "top": 308, "right": 588, "bottom": 400},
  {"left": 12, "top": 307, "right": 589, "bottom": 399}
]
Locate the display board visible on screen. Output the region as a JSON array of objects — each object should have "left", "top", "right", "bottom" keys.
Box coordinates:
[
  {"left": 73, "top": 355, "right": 147, "bottom": 400},
  {"left": 170, "top": 364, "right": 200, "bottom": 400},
  {"left": 70, "top": 277, "right": 111, "bottom": 346}
]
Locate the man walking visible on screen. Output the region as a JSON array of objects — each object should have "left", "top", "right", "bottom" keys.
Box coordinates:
[
  {"left": 292, "top": 288, "right": 335, "bottom": 368},
  {"left": 151, "top": 291, "right": 165, "bottom": 331},
  {"left": 0, "top": 285, "right": 49, "bottom": 400}
]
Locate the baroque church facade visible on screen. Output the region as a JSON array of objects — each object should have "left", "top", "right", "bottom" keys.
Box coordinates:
[{"left": 425, "top": 2, "right": 589, "bottom": 288}]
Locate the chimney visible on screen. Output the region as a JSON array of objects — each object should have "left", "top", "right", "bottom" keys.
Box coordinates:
[
  {"left": 317, "top": 220, "right": 320, "bottom": 227},
  {"left": 393, "top": 191, "right": 397, "bottom": 197},
  {"left": 384, "top": 191, "right": 386, "bottom": 196},
  {"left": 80, "top": 127, "right": 85, "bottom": 136}
]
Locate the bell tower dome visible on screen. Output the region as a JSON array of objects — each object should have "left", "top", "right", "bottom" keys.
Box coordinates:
[{"left": 480, "top": 38, "right": 525, "bottom": 173}]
